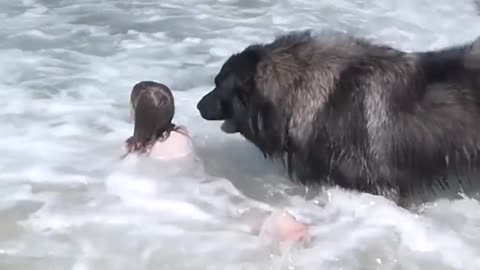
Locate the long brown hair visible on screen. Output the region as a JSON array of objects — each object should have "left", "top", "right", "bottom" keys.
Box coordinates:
[{"left": 124, "top": 81, "right": 183, "bottom": 156}]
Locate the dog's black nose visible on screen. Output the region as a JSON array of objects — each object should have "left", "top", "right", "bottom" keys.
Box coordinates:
[{"left": 197, "top": 91, "right": 224, "bottom": 120}]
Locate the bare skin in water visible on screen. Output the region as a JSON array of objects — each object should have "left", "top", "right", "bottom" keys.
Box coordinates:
[{"left": 260, "top": 210, "right": 310, "bottom": 244}]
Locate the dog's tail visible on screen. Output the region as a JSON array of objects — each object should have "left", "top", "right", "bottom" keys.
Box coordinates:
[
  {"left": 417, "top": 37, "right": 480, "bottom": 82},
  {"left": 464, "top": 36, "right": 480, "bottom": 69}
]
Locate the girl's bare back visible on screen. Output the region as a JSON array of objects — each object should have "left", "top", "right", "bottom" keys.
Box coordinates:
[{"left": 148, "top": 128, "right": 193, "bottom": 160}]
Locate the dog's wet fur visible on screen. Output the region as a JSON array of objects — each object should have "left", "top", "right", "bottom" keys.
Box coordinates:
[{"left": 196, "top": 30, "right": 480, "bottom": 205}]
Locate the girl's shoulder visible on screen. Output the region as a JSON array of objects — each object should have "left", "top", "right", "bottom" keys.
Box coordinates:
[{"left": 148, "top": 126, "right": 193, "bottom": 160}]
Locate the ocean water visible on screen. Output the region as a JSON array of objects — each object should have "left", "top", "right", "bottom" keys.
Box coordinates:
[{"left": 1, "top": 0, "right": 480, "bottom": 269}]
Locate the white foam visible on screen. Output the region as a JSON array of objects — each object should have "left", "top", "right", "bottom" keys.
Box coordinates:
[{"left": 1, "top": 0, "right": 480, "bottom": 269}]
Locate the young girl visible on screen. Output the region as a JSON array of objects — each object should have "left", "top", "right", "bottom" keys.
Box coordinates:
[
  {"left": 123, "top": 81, "right": 193, "bottom": 160},
  {"left": 122, "top": 81, "right": 310, "bottom": 249}
]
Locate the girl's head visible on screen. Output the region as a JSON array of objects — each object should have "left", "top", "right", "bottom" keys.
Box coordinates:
[{"left": 126, "top": 81, "right": 176, "bottom": 154}]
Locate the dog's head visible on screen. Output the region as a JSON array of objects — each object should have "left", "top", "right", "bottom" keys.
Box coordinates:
[
  {"left": 196, "top": 32, "right": 316, "bottom": 178},
  {"left": 196, "top": 46, "right": 263, "bottom": 134}
]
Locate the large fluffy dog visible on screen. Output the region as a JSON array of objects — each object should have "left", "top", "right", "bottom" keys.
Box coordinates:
[{"left": 196, "top": 30, "right": 480, "bottom": 204}]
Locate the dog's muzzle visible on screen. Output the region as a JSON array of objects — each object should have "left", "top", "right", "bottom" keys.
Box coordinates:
[
  {"left": 197, "top": 90, "right": 239, "bottom": 134},
  {"left": 197, "top": 90, "right": 224, "bottom": 120}
]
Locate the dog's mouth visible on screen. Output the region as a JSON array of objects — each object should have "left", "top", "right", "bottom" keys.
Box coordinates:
[{"left": 220, "top": 119, "right": 238, "bottom": 134}]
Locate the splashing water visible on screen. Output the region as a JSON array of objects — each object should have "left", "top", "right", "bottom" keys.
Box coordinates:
[{"left": 1, "top": 0, "right": 480, "bottom": 269}]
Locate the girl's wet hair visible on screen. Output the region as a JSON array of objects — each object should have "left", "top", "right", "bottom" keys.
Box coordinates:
[{"left": 124, "top": 81, "right": 185, "bottom": 155}]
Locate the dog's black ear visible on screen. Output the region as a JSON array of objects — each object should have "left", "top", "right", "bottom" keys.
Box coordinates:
[
  {"left": 243, "top": 45, "right": 263, "bottom": 67},
  {"left": 234, "top": 47, "right": 262, "bottom": 97}
]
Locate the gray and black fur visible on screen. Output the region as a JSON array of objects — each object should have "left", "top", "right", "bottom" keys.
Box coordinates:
[{"left": 196, "top": 30, "right": 480, "bottom": 204}]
